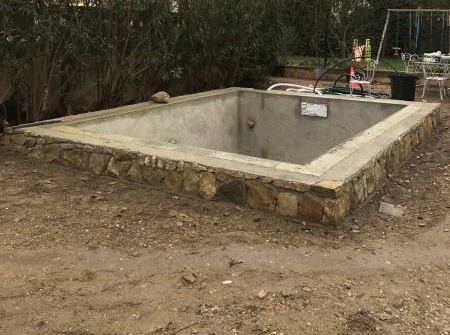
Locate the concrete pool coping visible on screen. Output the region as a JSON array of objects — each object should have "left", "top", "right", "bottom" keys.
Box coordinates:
[{"left": 3, "top": 88, "right": 441, "bottom": 223}]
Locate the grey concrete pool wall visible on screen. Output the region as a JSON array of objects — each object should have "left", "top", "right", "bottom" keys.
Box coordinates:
[
  {"left": 74, "top": 91, "right": 240, "bottom": 154},
  {"left": 72, "top": 90, "right": 404, "bottom": 165},
  {"left": 237, "top": 91, "right": 404, "bottom": 164},
  {"left": 2, "top": 88, "right": 441, "bottom": 223}
]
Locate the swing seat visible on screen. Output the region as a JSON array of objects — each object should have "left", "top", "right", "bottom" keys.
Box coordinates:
[{"left": 392, "top": 47, "right": 401, "bottom": 56}]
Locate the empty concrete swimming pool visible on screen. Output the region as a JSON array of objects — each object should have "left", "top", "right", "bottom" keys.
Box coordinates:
[{"left": 3, "top": 88, "right": 440, "bottom": 223}]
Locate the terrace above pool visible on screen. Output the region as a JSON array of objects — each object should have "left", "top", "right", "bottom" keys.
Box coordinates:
[{"left": 3, "top": 88, "right": 440, "bottom": 223}]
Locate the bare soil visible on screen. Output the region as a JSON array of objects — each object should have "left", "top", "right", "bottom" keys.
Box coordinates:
[{"left": 0, "top": 93, "right": 449, "bottom": 335}]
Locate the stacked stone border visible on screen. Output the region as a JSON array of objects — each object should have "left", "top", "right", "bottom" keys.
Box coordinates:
[{"left": 1, "top": 107, "right": 440, "bottom": 223}]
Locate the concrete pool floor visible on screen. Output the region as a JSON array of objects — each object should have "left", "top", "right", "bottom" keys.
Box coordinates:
[{"left": 2, "top": 88, "right": 441, "bottom": 223}]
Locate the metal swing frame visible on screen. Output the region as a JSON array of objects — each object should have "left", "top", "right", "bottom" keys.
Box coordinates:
[{"left": 379, "top": 8, "right": 450, "bottom": 59}]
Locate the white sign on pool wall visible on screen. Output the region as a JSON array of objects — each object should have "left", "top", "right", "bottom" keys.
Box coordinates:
[{"left": 301, "top": 102, "right": 328, "bottom": 118}]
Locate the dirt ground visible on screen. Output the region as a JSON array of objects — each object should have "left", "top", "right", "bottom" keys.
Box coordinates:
[{"left": 1, "top": 89, "right": 449, "bottom": 335}]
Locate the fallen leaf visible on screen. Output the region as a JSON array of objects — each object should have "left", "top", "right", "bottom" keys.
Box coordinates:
[
  {"left": 257, "top": 288, "right": 268, "bottom": 300},
  {"left": 229, "top": 259, "right": 243, "bottom": 268}
]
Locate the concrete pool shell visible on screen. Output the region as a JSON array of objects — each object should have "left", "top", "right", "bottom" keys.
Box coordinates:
[{"left": 3, "top": 88, "right": 440, "bottom": 223}]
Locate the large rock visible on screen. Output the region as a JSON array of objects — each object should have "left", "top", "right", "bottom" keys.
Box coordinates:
[
  {"left": 164, "top": 171, "right": 184, "bottom": 191},
  {"left": 216, "top": 179, "right": 246, "bottom": 206},
  {"left": 42, "top": 144, "right": 61, "bottom": 163},
  {"left": 299, "top": 194, "right": 324, "bottom": 222},
  {"left": 11, "top": 134, "right": 26, "bottom": 146},
  {"left": 400, "top": 134, "right": 411, "bottom": 160},
  {"left": 150, "top": 91, "right": 170, "bottom": 103},
  {"left": 386, "top": 141, "right": 400, "bottom": 173},
  {"left": 352, "top": 175, "right": 367, "bottom": 207},
  {"left": 276, "top": 192, "right": 299, "bottom": 217},
  {"left": 13, "top": 144, "right": 28, "bottom": 155},
  {"left": 183, "top": 169, "right": 200, "bottom": 194},
  {"left": 127, "top": 163, "right": 142, "bottom": 182},
  {"left": 410, "top": 129, "right": 419, "bottom": 147},
  {"left": 246, "top": 181, "right": 275, "bottom": 210},
  {"left": 323, "top": 195, "right": 351, "bottom": 223},
  {"left": 107, "top": 157, "right": 131, "bottom": 177},
  {"left": 199, "top": 173, "right": 216, "bottom": 200},
  {"left": 142, "top": 168, "right": 166, "bottom": 187},
  {"left": 89, "top": 153, "right": 110, "bottom": 175},
  {"left": 23, "top": 138, "right": 37, "bottom": 148},
  {"left": 370, "top": 158, "right": 385, "bottom": 195},
  {"left": 165, "top": 160, "right": 177, "bottom": 171},
  {"left": 63, "top": 150, "right": 89, "bottom": 170},
  {"left": 29, "top": 146, "right": 45, "bottom": 160},
  {"left": 418, "top": 125, "right": 425, "bottom": 142}
]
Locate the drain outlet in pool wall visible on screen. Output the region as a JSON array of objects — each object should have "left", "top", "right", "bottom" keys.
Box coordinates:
[
  {"left": 247, "top": 118, "right": 256, "bottom": 129},
  {"left": 2, "top": 103, "right": 440, "bottom": 224}
]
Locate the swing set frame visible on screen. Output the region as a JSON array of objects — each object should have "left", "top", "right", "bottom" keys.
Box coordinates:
[{"left": 377, "top": 8, "right": 450, "bottom": 62}]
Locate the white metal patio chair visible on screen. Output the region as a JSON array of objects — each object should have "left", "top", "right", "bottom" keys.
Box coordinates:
[
  {"left": 349, "top": 59, "right": 378, "bottom": 97},
  {"left": 401, "top": 53, "right": 421, "bottom": 74},
  {"left": 421, "top": 62, "right": 448, "bottom": 100}
]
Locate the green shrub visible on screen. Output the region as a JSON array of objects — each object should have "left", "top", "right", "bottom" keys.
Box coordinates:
[{"left": 0, "top": 0, "right": 283, "bottom": 123}]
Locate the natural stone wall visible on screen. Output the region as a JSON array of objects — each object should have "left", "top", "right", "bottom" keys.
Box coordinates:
[
  {"left": 347, "top": 106, "right": 441, "bottom": 213},
  {"left": 1, "top": 106, "right": 440, "bottom": 224}
]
